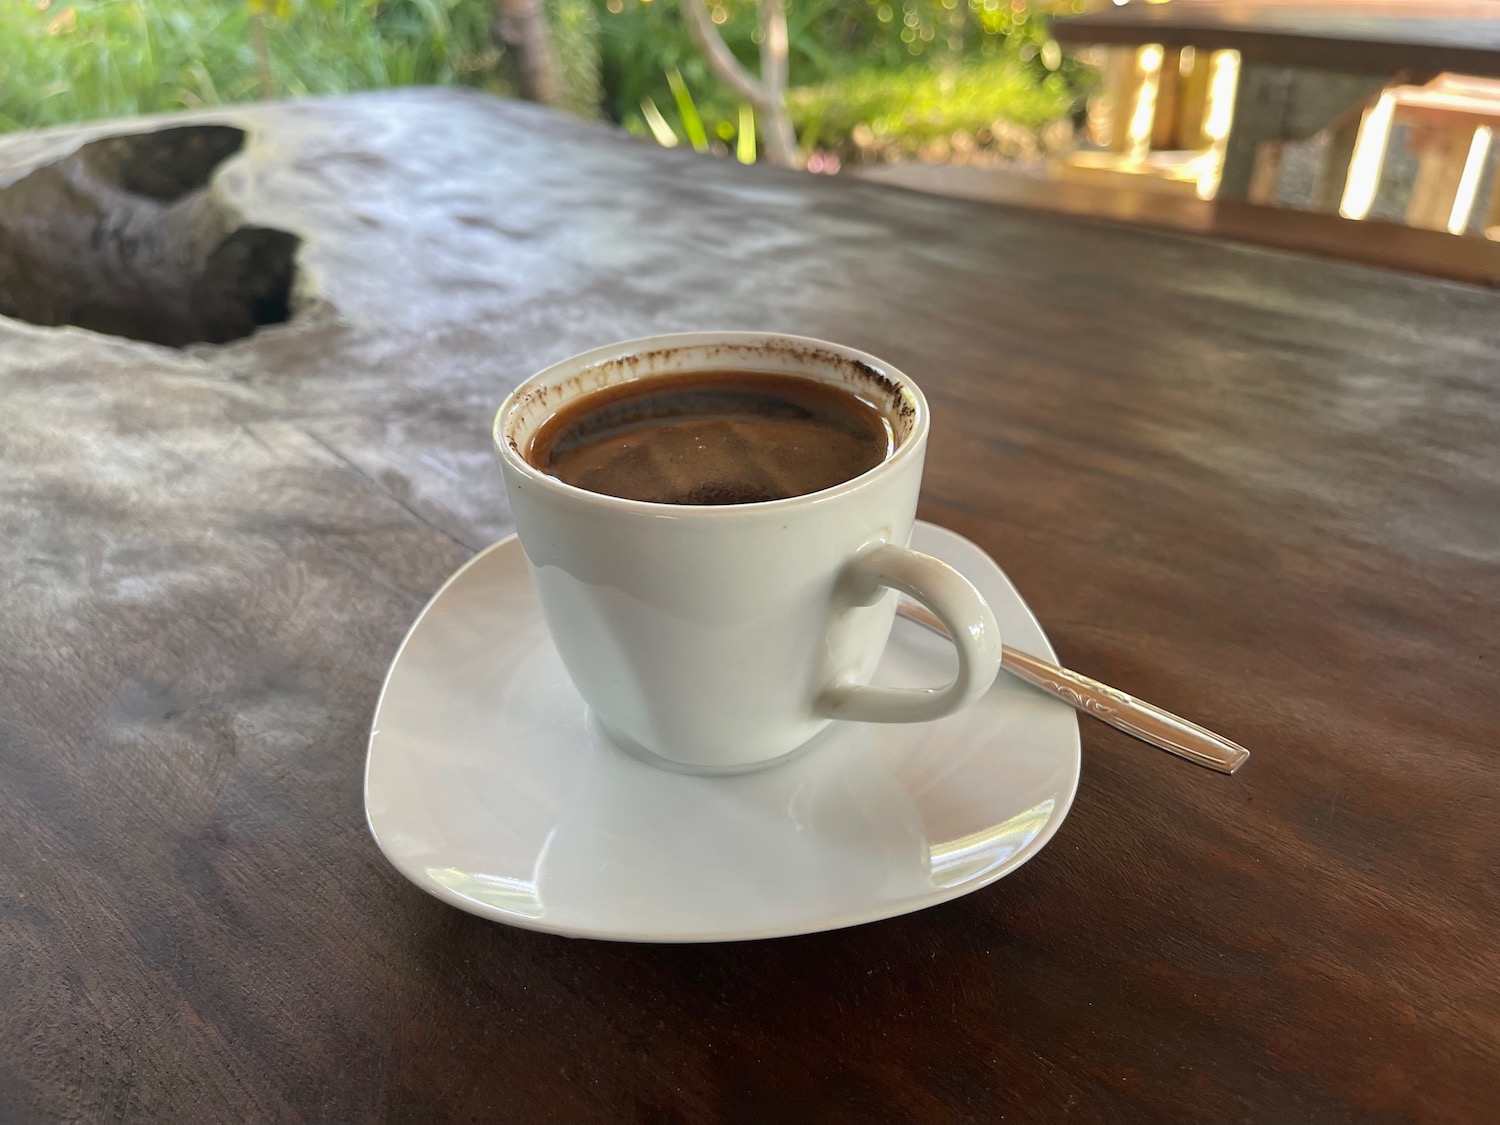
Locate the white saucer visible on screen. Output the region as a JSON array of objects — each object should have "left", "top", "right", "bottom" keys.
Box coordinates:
[{"left": 365, "top": 521, "right": 1081, "bottom": 942}]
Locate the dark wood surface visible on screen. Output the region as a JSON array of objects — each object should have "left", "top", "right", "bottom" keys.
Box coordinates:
[
  {"left": 857, "top": 162, "right": 1500, "bottom": 286},
  {"left": 2, "top": 90, "right": 1497, "bottom": 1124},
  {"left": 1056, "top": 1, "right": 1500, "bottom": 77}
]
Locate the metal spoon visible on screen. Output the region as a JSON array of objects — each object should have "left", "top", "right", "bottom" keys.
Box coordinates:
[{"left": 896, "top": 601, "right": 1250, "bottom": 774}]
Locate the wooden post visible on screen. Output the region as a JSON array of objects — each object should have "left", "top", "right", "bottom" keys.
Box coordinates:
[
  {"left": 1176, "top": 48, "right": 1214, "bottom": 151},
  {"left": 1247, "top": 142, "right": 1284, "bottom": 205},
  {"left": 1339, "top": 91, "right": 1399, "bottom": 219},
  {"left": 1104, "top": 49, "right": 1144, "bottom": 153},
  {"left": 1407, "top": 124, "right": 1492, "bottom": 233},
  {"left": 1219, "top": 65, "right": 1292, "bottom": 199},
  {"left": 1152, "top": 51, "right": 1184, "bottom": 151},
  {"left": 1219, "top": 64, "right": 1392, "bottom": 201},
  {"left": 1310, "top": 113, "right": 1365, "bottom": 212}
]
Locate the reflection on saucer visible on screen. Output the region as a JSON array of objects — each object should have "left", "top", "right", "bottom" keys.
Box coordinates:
[
  {"left": 928, "top": 800, "right": 1056, "bottom": 889},
  {"left": 425, "top": 865, "right": 548, "bottom": 919}
]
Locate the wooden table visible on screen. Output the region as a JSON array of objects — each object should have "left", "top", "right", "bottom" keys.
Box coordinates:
[
  {"left": 1056, "top": 1, "right": 1500, "bottom": 203},
  {"left": 3, "top": 90, "right": 1498, "bottom": 1123}
]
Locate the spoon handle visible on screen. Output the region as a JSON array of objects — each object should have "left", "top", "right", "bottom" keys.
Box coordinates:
[{"left": 895, "top": 602, "right": 1250, "bottom": 775}]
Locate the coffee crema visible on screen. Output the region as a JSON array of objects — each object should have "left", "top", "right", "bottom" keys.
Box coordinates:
[{"left": 527, "top": 370, "right": 894, "bottom": 505}]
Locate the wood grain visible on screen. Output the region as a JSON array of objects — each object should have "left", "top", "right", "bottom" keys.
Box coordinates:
[
  {"left": 1, "top": 90, "right": 1497, "bottom": 1124},
  {"left": 855, "top": 162, "right": 1500, "bottom": 286},
  {"left": 1055, "top": 1, "right": 1500, "bottom": 78}
]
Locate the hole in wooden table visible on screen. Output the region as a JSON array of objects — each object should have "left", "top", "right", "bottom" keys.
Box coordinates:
[{"left": 0, "top": 124, "right": 300, "bottom": 347}]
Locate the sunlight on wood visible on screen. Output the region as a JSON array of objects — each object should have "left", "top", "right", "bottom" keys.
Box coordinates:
[
  {"left": 1340, "top": 89, "right": 1397, "bottom": 220},
  {"left": 1195, "top": 51, "right": 1240, "bottom": 198},
  {"left": 1126, "top": 45, "right": 1165, "bottom": 159},
  {"left": 1448, "top": 125, "right": 1493, "bottom": 234},
  {"left": 1201, "top": 53, "right": 1240, "bottom": 144}
]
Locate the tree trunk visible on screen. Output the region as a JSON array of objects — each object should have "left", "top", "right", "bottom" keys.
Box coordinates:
[
  {"left": 755, "top": 0, "right": 797, "bottom": 166},
  {"left": 492, "top": 0, "right": 562, "bottom": 107},
  {"left": 249, "top": 12, "right": 274, "bottom": 99},
  {"left": 680, "top": 0, "right": 798, "bottom": 167}
]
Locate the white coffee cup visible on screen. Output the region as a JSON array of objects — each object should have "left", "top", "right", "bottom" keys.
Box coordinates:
[{"left": 494, "top": 332, "right": 1001, "bottom": 774}]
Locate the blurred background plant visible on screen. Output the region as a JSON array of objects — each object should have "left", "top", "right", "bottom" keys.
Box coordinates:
[
  {"left": 1, "top": 0, "right": 1094, "bottom": 166},
  {"left": 601, "top": 0, "right": 1094, "bottom": 166}
]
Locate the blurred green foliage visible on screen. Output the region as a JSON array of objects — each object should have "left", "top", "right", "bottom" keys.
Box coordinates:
[
  {"left": 594, "top": 0, "right": 1092, "bottom": 156},
  {"left": 0, "top": 0, "right": 600, "bottom": 131},
  {"left": 2, "top": 0, "right": 1090, "bottom": 161},
  {"left": 793, "top": 56, "right": 1074, "bottom": 157}
]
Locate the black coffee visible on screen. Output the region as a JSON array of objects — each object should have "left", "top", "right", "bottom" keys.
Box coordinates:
[{"left": 528, "top": 370, "right": 893, "bottom": 505}]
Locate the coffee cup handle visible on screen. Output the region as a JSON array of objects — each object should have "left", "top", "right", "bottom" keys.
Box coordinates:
[{"left": 817, "top": 543, "right": 1001, "bottom": 724}]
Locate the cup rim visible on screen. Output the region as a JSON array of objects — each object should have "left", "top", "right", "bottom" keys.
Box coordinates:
[{"left": 492, "top": 331, "right": 929, "bottom": 516}]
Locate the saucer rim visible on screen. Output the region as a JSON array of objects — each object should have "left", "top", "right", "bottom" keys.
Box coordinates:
[{"left": 365, "top": 521, "right": 1081, "bottom": 942}]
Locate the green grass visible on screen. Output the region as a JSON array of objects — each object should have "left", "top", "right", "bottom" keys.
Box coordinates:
[{"left": 0, "top": 0, "right": 604, "bottom": 132}]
